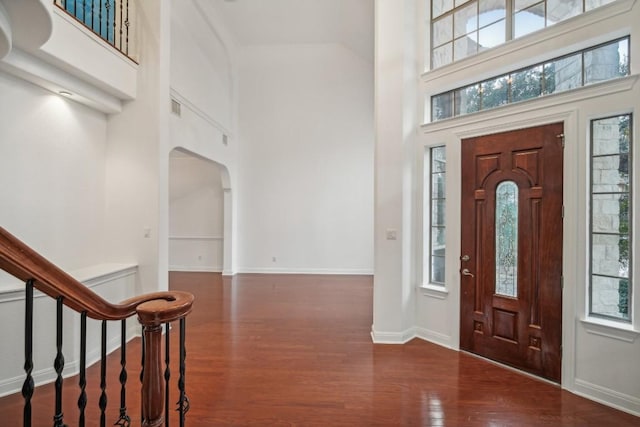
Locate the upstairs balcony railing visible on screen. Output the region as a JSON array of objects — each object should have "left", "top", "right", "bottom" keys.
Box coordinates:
[
  {"left": 0, "top": 226, "right": 193, "bottom": 426},
  {"left": 54, "top": 0, "right": 136, "bottom": 61}
]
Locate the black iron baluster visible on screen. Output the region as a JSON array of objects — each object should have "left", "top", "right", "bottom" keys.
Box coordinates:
[
  {"left": 140, "top": 329, "right": 145, "bottom": 423},
  {"left": 125, "top": 0, "right": 129, "bottom": 55},
  {"left": 176, "top": 318, "right": 189, "bottom": 426},
  {"left": 98, "top": 0, "right": 102, "bottom": 40},
  {"left": 119, "top": 0, "right": 123, "bottom": 51},
  {"left": 104, "top": 0, "right": 112, "bottom": 45},
  {"left": 78, "top": 312, "right": 87, "bottom": 427},
  {"left": 110, "top": 0, "right": 116, "bottom": 46},
  {"left": 90, "top": 0, "right": 95, "bottom": 32},
  {"left": 164, "top": 323, "right": 171, "bottom": 427},
  {"left": 53, "top": 296, "right": 66, "bottom": 427},
  {"left": 22, "top": 279, "right": 35, "bottom": 427},
  {"left": 59, "top": 0, "right": 128, "bottom": 56},
  {"left": 99, "top": 320, "right": 107, "bottom": 427},
  {"left": 115, "top": 319, "right": 131, "bottom": 426}
]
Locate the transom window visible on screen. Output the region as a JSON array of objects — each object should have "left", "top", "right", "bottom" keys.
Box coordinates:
[
  {"left": 429, "top": 0, "right": 618, "bottom": 70},
  {"left": 430, "top": 37, "right": 629, "bottom": 122}
]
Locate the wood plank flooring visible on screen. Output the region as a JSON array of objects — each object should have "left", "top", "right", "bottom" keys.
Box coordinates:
[{"left": 0, "top": 272, "right": 638, "bottom": 426}]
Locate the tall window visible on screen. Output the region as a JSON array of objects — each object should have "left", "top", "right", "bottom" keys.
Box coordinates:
[
  {"left": 429, "top": 147, "right": 447, "bottom": 284},
  {"left": 429, "top": 0, "right": 618, "bottom": 70},
  {"left": 590, "top": 114, "right": 632, "bottom": 321}
]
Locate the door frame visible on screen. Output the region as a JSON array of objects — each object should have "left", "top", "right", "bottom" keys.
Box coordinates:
[
  {"left": 458, "top": 122, "right": 564, "bottom": 382},
  {"left": 421, "top": 110, "right": 578, "bottom": 387}
]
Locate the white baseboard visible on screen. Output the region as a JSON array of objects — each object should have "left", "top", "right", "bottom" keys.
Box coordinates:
[
  {"left": 169, "top": 265, "right": 222, "bottom": 273},
  {"left": 413, "top": 326, "right": 454, "bottom": 349},
  {"left": 573, "top": 378, "right": 640, "bottom": 417},
  {"left": 370, "top": 326, "right": 416, "bottom": 344},
  {"left": 237, "top": 267, "right": 374, "bottom": 275}
]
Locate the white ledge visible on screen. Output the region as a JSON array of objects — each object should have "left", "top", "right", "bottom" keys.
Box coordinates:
[
  {"left": 0, "top": 48, "right": 123, "bottom": 113},
  {"left": 170, "top": 88, "right": 234, "bottom": 138},
  {"left": 580, "top": 317, "right": 639, "bottom": 343},
  {"left": 0, "top": 262, "right": 138, "bottom": 302},
  {"left": 169, "top": 235, "right": 224, "bottom": 241},
  {"left": 419, "top": 284, "right": 449, "bottom": 299},
  {"left": 69, "top": 263, "right": 138, "bottom": 285},
  {"left": 0, "top": 1, "right": 137, "bottom": 114}
]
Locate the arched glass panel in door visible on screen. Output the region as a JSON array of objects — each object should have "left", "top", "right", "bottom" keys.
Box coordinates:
[{"left": 495, "top": 181, "right": 518, "bottom": 297}]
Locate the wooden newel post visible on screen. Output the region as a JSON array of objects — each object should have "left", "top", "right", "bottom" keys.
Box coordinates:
[
  {"left": 136, "top": 291, "right": 194, "bottom": 427},
  {"left": 141, "top": 323, "right": 164, "bottom": 427}
]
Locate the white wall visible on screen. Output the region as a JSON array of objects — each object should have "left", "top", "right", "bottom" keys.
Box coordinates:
[
  {"left": 0, "top": 69, "right": 139, "bottom": 396},
  {"left": 0, "top": 71, "right": 107, "bottom": 283},
  {"left": 371, "top": 0, "right": 419, "bottom": 343},
  {"left": 237, "top": 43, "right": 374, "bottom": 274},
  {"left": 170, "top": 0, "right": 232, "bottom": 131},
  {"left": 169, "top": 0, "right": 239, "bottom": 275},
  {"left": 104, "top": 0, "right": 170, "bottom": 293},
  {"left": 169, "top": 153, "right": 225, "bottom": 272}
]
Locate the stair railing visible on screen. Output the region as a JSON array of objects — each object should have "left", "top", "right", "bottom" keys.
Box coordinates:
[{"left": 0, "top": 226, "right": 194, "bottom": 426}]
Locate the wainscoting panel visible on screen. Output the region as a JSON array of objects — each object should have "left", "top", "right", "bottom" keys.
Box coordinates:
[{"left": 169, "top": 236, "right": 223, "bottom": 272}]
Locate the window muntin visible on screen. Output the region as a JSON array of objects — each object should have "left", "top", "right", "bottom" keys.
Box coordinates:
[
  {"left": 430, "top": 37, "right": 629, "bottom": 122},
  {"left": 431, "top": 0, "right": 508, "bottom": 66},
  {"left": 514, "top": 2, "right": 545, "bottom": 38},
  {"left": 429, "top": 147, "right": 447, "bottom": 285},
  {"left": 590, "top": 114, "right": 633, "bottom": 322},
  {"left": 429, "top": 0, "right": 618, "bottom": 70}
]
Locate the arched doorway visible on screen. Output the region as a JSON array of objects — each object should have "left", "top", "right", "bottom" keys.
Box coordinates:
[{"left": 168, "top": 148, "right": 232, "bottom": 273}]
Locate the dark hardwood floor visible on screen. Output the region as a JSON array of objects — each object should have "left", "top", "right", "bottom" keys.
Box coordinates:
[{"left": 1, "top": 272, "right": 638, "bottom": 426}]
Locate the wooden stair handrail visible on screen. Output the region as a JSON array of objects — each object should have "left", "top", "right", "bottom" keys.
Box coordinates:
[
  {"left": 0, "top": 226, "right": 194, "bottom": 426},
  {"left": 0, "top": 226, "right": 193, "bottom": 321}
]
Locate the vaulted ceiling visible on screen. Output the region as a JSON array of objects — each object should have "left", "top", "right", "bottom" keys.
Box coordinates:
[{"left": 204, "top": 0, "right": 374, "bottom": 62}]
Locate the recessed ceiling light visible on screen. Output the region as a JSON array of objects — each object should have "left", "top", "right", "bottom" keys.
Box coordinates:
[{"left": 59, "top": 90, "right": 73, "bottom": 97}]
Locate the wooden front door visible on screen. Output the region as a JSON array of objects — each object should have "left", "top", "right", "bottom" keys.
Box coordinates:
[{"left": 460, "top": 123, "right": 563, "bottom": 382}]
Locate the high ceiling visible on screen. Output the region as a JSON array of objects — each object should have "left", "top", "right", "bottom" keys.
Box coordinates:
[{"left": 204, "top": 0, "right": 374, "bottom": 62}]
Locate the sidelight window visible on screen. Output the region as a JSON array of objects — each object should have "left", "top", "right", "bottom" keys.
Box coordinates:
[
  {"left": 427, "top": 146, "right": 447, "bottom": 285},
  {"left": 590, "top": 114, "right": 632, "bottom": 321}
]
